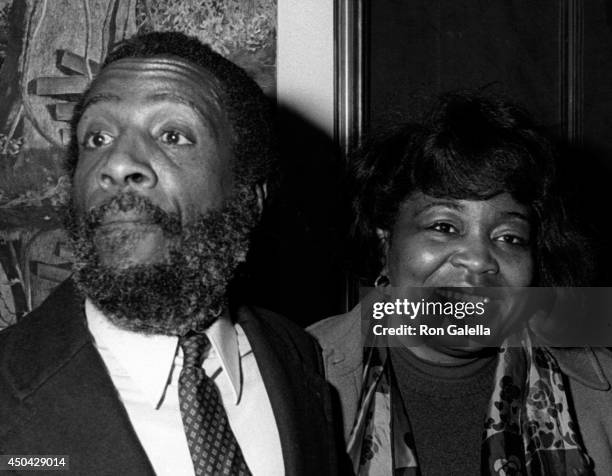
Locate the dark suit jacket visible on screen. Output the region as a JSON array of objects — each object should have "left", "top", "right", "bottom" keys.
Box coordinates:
[{"left": 0, "top": 280, "right": 340, "bottom": 475}]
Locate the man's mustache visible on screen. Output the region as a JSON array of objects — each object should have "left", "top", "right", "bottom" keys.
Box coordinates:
[{"left": 83, "top": 192, "right": 181, "bottom": 235}]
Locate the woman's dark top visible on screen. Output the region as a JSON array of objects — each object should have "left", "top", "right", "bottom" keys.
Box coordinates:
[{"left": 390, "top": 347, "right": 497, "bottom": 476}]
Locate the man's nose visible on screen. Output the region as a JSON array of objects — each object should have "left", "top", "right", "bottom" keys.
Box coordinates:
[
  {"left": 450, "top": 237, "right": 499, "bottom": 276},
  {"left": 97, "top": 136, "right": 157, "bottom": 192}
]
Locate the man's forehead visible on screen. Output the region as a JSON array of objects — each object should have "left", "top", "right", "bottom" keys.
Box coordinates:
[
  {"left": 79, "top": 56, "right": 229, "bottom": 133},
  {"left": 83, "top": 55, "right": 224, "bottom": 108}
]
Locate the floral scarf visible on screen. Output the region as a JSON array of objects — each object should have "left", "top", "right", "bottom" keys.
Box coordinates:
[{"left": 346, "top": 331, "right": 593, "bottom": 475}]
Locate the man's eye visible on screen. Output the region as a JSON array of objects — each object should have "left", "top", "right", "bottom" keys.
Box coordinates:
[
  {"left": 159, "top": 131, "right": 193, "bottom": 145},
  {"left": 83, "top": 131, "right": 113, "bottom": 148},
  {"left": 430, "top": 222, "right": 458, "bottom": 234}
]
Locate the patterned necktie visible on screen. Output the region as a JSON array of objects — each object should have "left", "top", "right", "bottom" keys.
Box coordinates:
[{"left": 178, "top": 332, "right": 252, "bottom": 476}]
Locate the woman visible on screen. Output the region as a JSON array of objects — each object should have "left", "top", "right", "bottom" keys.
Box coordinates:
[{"left": 310, "top": 93, "right": 612, "bottom": 475}]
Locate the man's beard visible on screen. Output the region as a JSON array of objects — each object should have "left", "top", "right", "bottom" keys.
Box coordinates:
[{"left": 63, "top": 189, "right": 258, "bottom": 336}]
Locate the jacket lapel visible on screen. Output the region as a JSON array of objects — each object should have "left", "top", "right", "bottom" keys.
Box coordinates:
[
  {"left": 1, "top": 280, "right": 154, "bottom": 475},
  {"left": 549, "top": 347, "right": 611, "bottom": 390},
  {"left": 236, "top": 305, "right": 338, "bottom": 475}
]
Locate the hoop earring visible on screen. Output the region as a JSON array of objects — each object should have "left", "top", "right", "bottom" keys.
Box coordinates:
[{"left": 374, "top": 274, "right": 390, "bottom": 288}]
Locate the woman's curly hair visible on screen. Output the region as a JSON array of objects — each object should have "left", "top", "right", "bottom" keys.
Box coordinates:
[{"left": 349, "top": 92, "right": 592, "bottom": 286}]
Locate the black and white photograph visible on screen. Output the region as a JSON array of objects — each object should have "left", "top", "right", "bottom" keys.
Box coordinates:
[{"left": 1, "top": 1, "right": 612, "bottom": 475}]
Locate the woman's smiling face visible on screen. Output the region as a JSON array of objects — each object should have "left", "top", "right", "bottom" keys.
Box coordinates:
[
  {"left": 382, "top": 192, "right": 534, "bottom": 289},
  {"left": 379, "top": 191, "right": 535, "bottom": 361}
]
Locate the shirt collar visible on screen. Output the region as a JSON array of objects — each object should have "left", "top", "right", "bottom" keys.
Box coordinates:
[
  {"left": 85, "top": 299, "right": 246, "bottom": 406},
  {"left": 205, "top": 311, "right": 243, "bottom": 402}
]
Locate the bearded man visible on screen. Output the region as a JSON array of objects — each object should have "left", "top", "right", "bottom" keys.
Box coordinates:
[{"left": 0, "top": 32, "right": 340, "bottom": 476}]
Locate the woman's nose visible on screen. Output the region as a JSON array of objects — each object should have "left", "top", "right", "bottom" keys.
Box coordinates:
[
  {"left": 97, "top": 136, "right": 157, "bottom": 192},
  {"left": 450, "top": 237, "right": 499, "bottom": 276}
]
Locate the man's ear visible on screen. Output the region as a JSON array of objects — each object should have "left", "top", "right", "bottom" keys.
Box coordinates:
[
  {"left": 376, "top": 228, "right": 390, "bottom": 274},
  {"left": 254, "top": 182, "right": 267, "bottom": 217}
]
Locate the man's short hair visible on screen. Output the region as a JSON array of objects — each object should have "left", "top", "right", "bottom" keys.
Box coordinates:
[{"left": 67, "top": 31, "right": 277, "bottom": 189}]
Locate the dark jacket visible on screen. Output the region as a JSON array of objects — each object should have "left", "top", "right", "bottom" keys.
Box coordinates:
[
  {"left": 309, "top": 304, "right": 612, "bottom": 475},
  {"left": 0, "top": 280, "right": 340, "bottom": 475}
]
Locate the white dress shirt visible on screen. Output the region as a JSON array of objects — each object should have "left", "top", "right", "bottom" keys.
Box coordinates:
[{"left": 85, "top": 300, "right": 284, "bottom": 476}]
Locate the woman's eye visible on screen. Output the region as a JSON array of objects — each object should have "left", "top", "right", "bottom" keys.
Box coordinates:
[
  {"left": 160, "top": 130, "right": 193, "bottom": 145},
  {"left": 83, "top": 131, "right": 113, "bottom": 149},
  {"left": 496, "top": 234, "right": 528, "bottom": 246},
  {"left": 430, "top": 222, "right": 458, "bottom": 234}
]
